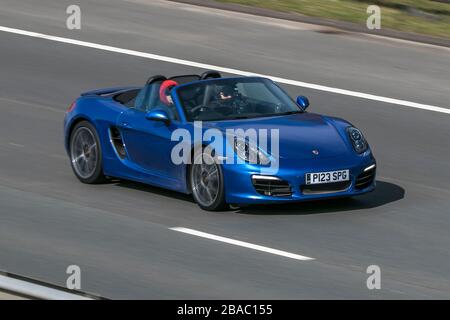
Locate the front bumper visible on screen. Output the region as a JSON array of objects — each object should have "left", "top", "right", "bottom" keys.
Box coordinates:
[{"left": 223, "top": 152, "right": 376, "bottom": 204}]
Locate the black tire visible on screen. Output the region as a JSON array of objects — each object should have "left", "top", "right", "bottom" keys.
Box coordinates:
[
  {"left": 190, "top": 149, "right": 227, "bottom": 211},
  {"left": 69, "top": 121, "right": 106, "bottom": 184}
]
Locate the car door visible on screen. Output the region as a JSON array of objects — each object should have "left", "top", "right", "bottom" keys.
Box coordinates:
[{"left": 118, "top": 107, "right": 180, "bottom": 181}]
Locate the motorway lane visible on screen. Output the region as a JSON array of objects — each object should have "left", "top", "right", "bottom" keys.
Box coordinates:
[
  {"left": 0, "top": 0, "right": 449, "bottom": 108},
  {"left": 0, "top": 1, "right": 449, "bottom": 298}
]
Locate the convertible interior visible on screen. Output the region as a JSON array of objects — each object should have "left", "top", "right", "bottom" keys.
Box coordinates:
[
  {"left": 112, "top": 71, "right": 299, "bottom": 122},
  {"left": 113, "top": 70, "right": 222, "bottom": 114}
]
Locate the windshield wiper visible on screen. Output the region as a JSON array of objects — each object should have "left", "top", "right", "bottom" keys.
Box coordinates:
[
  {"left": 214, "top": 111, "right": 303, "bottom": 121},
  {"left": 227, "top": 115, "right": 251, "bottom": 120},
  {"left": 276, "top": 110, "right": 303, "bottom": 116}
]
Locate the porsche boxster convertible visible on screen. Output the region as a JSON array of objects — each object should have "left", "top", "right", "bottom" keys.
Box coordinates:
[{"left": 64, "top": 71, "right": 376, "bottom": 211}]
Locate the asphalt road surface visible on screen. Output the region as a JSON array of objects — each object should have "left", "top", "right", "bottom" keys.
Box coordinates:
[{"left": 0, "top": 0, "right": 449, "bottom": 299}]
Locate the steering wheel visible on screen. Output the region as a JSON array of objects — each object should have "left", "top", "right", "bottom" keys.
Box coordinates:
[{"left": 190, "top": 103, "right": 211, "bottom": 113}]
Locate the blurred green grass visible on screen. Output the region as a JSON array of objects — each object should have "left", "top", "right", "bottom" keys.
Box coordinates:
[{"left": 217, "top": 0, "right": 450, "bottom": 39}]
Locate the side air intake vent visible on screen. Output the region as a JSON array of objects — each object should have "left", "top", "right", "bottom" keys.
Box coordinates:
[{"left": 109, "top": 127, "right": 127, "bottom": 159}]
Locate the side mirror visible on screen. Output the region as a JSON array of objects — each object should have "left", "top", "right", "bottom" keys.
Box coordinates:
[
  {"left": 145, "top": 109, "right": 170, "bottom": 125},
  {"left": 296, "top": 96, "right": 310, "bottom": 111}
]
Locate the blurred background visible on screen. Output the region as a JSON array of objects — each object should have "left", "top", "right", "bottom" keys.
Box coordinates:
[{"left": 216, "top": 0, "right": 450, "bottom": 38}]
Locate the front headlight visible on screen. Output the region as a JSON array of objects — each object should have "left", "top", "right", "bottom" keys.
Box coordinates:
[
  {"left": 234, "top": 137, "right": 270, "bottom": 165},
  {"left": 347, "top": 126, "right": 368, "bottom": 154}
]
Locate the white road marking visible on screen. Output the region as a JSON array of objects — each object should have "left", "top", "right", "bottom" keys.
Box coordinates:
[
  {"left": 0, "top": 96, "right": 65, "bottom": 113},
  {"left": 0, "top": 25, "right": 448, "bottom": 115},
  {"left": 170, "top": 227, "right": 314, "bottom": 261},
  {"left": 8, "top": 142, "right": 24, "bottom": 148}
]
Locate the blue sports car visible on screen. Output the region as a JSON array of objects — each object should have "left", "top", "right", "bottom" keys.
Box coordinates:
[{"left": 64, "top": 71, "right": 376, "bottom": 211}]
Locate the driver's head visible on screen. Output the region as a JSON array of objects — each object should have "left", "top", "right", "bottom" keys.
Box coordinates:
[{"left": 159, "top": 80, "right": 178, "bottom": 105}]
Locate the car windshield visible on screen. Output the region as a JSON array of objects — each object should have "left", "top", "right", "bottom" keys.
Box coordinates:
[{"left": 176, "top": 77, "right": 302, "bottom": 121}]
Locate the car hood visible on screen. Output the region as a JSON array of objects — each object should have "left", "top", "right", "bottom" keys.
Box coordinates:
[{"left": 205, "top": 113, "right": 350, "bottom": 160}]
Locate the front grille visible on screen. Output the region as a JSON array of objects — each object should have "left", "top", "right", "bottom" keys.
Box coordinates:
[
  {"left": 301, "top": 181, "right": 351, "bottom": 195},
  {"left": 355, "top": 168, "right": 376, "bottom": 190},
  {"left": 252, "top": 177, "right": 292, "bottom": 197}
]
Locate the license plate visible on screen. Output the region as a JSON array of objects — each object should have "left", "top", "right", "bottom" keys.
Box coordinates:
[{"left": 305, "top": 170, "right": 349, "bottom": 185}]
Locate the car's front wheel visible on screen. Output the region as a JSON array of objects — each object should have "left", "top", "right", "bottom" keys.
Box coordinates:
[
  {"left": 69, "top": 121, "right": 106, "bottom": 184},
  {"left": 190, "top": 150, "right": 227, "bottom": 211}
]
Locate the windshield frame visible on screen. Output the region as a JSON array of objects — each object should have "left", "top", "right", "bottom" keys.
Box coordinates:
[{"left": 173, "top": 77, "right": 303, "bottom": 122}]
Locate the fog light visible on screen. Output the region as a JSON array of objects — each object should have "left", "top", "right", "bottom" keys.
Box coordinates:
[{"left": 364, "top": 164, "right": 376, "bottom": 172}]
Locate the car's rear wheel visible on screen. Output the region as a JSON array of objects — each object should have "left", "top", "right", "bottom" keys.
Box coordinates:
[
  {"left": 190, "top": 150, "right": 227, "bottom": 211},
  {"left": 70, "top": 121, "right": 106, "bottom": 184}
]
